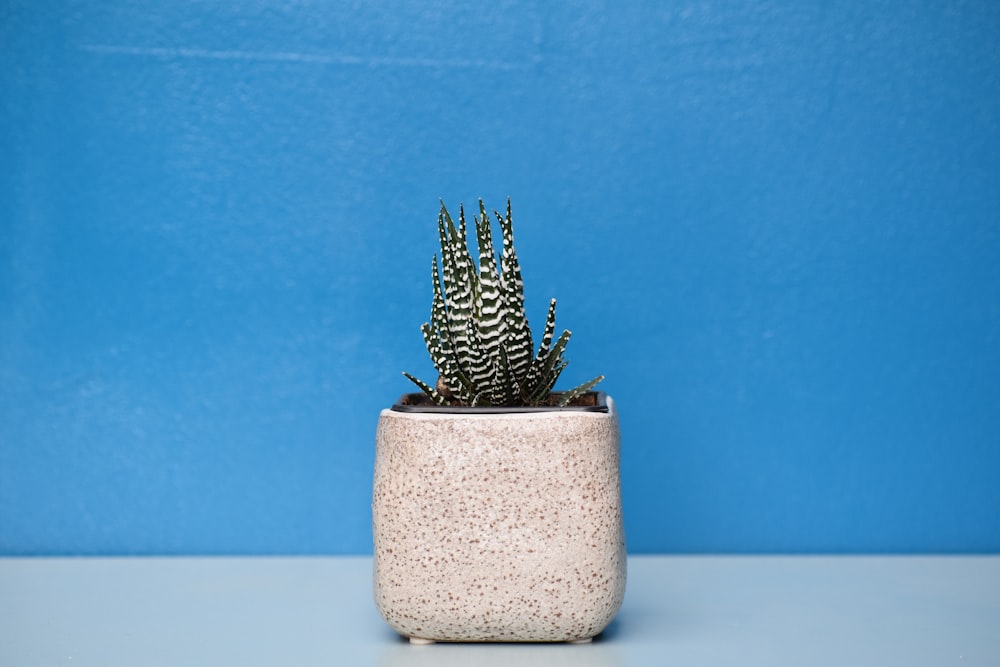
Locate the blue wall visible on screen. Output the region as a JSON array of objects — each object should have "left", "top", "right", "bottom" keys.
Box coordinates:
[{"left": 2, "top": 1, "right": 998, "bottom": 555}]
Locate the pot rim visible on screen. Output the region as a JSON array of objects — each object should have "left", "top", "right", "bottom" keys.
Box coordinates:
[{"left": 390, "top": 391, "right": 610, "bottom": 414}]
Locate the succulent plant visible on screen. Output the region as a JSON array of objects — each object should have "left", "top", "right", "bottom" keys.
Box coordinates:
[{"left": 403, "top": 199, "right": 604, "bottom": 407}]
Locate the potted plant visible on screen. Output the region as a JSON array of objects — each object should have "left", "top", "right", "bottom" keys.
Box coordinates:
[{"left": 372, "top": 199, "right": 625, "bottom": 644}]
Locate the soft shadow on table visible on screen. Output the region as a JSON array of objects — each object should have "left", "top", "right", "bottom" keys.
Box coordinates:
[
  {"left": 377, "top": 627, "right": 625, "bottom": 667},
  {"left": 594, "top": 615, "right": 623, "bottom": 642},
  {"left": 597, "top": 601, "right": 687, "bottom": 642}
]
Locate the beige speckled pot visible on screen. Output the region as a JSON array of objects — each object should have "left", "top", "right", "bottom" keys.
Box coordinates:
[{"left": 372, "top": 395, "right": 625, "bottom": 644}]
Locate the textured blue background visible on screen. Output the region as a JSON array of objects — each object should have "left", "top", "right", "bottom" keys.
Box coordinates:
[{"left": 2, "top": 1, "right": 999, "bottom": 555}]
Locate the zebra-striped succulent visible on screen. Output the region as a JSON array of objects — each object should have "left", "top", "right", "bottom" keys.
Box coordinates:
[{"left": 403, "top": 199, "right": 604, "bottom": 408}]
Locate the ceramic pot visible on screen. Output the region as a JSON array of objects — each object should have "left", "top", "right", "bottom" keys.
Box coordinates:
[{"left": 372, "top": 393, "right": 625, "bottom": 643}]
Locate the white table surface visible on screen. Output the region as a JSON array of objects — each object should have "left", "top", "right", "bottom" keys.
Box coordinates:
[{"left": 1, "top": 555, "right": 998, "bottom": 666}]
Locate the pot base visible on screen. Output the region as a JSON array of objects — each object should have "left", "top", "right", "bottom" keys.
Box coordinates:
[{"left": 406, "top": 635, "right": 595, "bottom": 645}]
